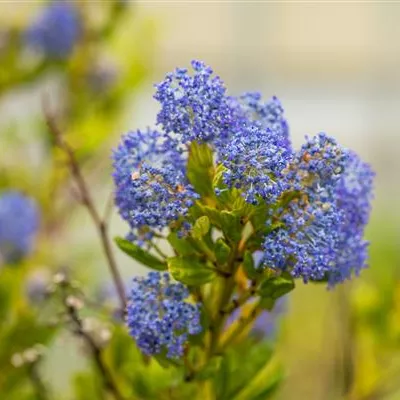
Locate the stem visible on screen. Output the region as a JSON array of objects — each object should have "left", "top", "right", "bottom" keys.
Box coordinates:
[
  {"left": 221, "top": 280, "right": 257, "bottom": 315},
  {"left": 43, "top": 98, "right": 126, "bottom": 311},
  {"left": 65, "top": 303, "right": 125, "bottom": 400},
  {"left": 28, "top": 363, "right": 49, "bottom": 400},
  {"left": 219, "top": 302, "right": 262, "bottom": 352},
  {"left": 208, "top": 242, "right": 242, "bottom": 356}
]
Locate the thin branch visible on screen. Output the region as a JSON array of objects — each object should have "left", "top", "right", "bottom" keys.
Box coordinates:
[
  {"left": 28, "top": 363, "right": 49, "bottom": 400},
  {"left": 220, "top": 281, "right": 257, "bottom": 316},
  {"left": 219, "top": 302, "right": 262, "bottom": 352},
  {"left": 42, "top": 96, "right": 126, "bottom": 311},
  {"left": 65, "top": 302, "right": 125, "bottom": 400},
  {"left": 102, "top": 190, "right": 115, "bottom": 226}
]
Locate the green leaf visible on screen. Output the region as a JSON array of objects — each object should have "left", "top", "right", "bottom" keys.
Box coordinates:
[
  {"left": 192, "top": 216, "right": 210, "bottom": 239},
  {"left": 115, "top": 237, "right": 167, "bottom": 271},
  {"left": 196, "top": 356, "right": 223, "bottom": 381},
  {"left": 215, "top": 353, "right": 231, "bottom": 399},
  {"left": 258, "top": 275, "right": 295, "bottom": 302},
  {"left": 187, "top": 142, "right": 215, "bottom": 198},
  {"left": 214, "top": 238, "right": 231, "bottom": 265},
  {"left": 220, "top": 211, "right": 242, "bottom": 242},
  {"left": 243, "top": 251, "right": 258, "bottom": 279},
  {"left": 197, "top": 205, "right": 242, "bottom": 243},
  {"left": 168, "top": 257, "right": 217, "bottom": 286},
  {"left": 167, "top": 232, "right": 197, "bottom": 256}
]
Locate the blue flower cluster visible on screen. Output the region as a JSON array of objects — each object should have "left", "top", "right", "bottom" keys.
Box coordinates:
[
  {"left": 331, "top": 151, "right": 375, "bottom": 283},
  {"left": 154, "top": 60, "right": 236, "bottom": 144},
  {"left": 262, "top": 134, "right": 373, "bottom": 284},
  {"left": 239, "top": 93, "right": 291, "bottom": 149},
  {"left": 126, "top": 272, "right": 202, "bottom": 359},
  {"left": 25, "top": 1, "right": 81, "bottom": 59},
  {"left": 218, "top": 123, "right": 291, "bottom": 204},
  {"left": 113, "top": 60, "right": 374, "bottom": 285},
  {"left": 0, "top": 191, "right": 40, "bottom": 264},
  {"left": 112, "top": 129, "right": 199, "bottom": 243}
]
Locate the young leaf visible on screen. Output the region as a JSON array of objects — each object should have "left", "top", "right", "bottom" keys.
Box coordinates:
[
  {"left": 192, "top": 216, "right": 210, "bottom": 239},
  {"left": 243, "top": 251, "right": 258, "bottom": 280},
  {"left": 167, "top": 232, "right": 197, "bottom": 256},
  {"left": 168, "top": 257, "right": 217, "bottom": 286},
  {"left": 214, "top": 238, "right": 231, "bottom": 265},
  {"left": 114, "top": 237, "right": 167, "bottom": 271},
  {"left": 187, "top": 142, "right": 215, "bottom": 198}
]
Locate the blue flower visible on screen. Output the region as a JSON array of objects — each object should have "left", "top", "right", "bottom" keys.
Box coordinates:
[
  {"left": 262, "top": 133, "right": 374, "bottom": 285},
  {"left": 0, "top": 191, "right": 40, "bottom": 264},
  {"left": 25, "top": 1, "right": 81, "bottom": 59},
  {"left": 329, "top": 151, "right": 375, "bottom": 284},
  {"left": 218, "top": 122, "right": 292, "bottom": 204},
  {"left": 126, "top": 272, "right": 202, "bottom": 359},
  {"left": 112, "top": 129, "right": 199, "bottom": 244},
  {"left": 154, "top": 60, "right": 237, "bottom": 144},
  {"left": 239, "top": 92, "right": 291, "bottom": 149}
]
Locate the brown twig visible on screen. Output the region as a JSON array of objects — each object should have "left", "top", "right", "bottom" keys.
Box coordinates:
[
  {"left": 42, "top": 96, "right": 127, "bottom": 311},
  {"left": 28, "top": 362, "right": 49, "bottom": 400},
  {"left": 65, "top": 302, "right": 125, "bottom": 400}
]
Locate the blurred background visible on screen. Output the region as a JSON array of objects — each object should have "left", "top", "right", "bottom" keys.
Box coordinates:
[{"left": 0, "top": 1, "right": 399, "bottom": 399}]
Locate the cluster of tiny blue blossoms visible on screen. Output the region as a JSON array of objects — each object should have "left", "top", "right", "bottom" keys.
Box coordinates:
[
  {"left": 113, "top": 60, "right": 374, "bottom": 285},
  {"left": 25, "top": 1, "right": 81, "bottom": 59},
  {"left": 126, "top": 272, "right": 202, "bottom": 359},
  {"left": 0, "top": 191, "right": 40, "bottom": 264},
  {"left": 112, "top": 128, "right": 199, "bottom": 244},
  {"left": 263, "top": 133, "right": 374, "bottom": 284}
]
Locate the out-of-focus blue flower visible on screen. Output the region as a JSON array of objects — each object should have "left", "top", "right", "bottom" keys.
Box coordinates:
[
  {"left": 226, "top": 296, "right": 287, "bottom": 339},
  {"left": 112, "top": 129, "right": 199, "bottom": 244},
  {"left": 0, "top": 191, "right": 40, "bottom": 264},
  {"left": 25, "top": 1, "right": 81, "bottom": 59},
  {"left": 252, "top": 296, "right": 287, "bottom": 337},
  {"left": 25, "top": 269, "right": 51, "bottom": 303},
  {"left": 126, "top": 272, "right": 202, "bottom": 359}
]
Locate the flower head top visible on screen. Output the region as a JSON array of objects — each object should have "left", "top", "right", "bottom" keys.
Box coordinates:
[
  {"left": 25, "top": 1, "right": 81, "bottom": 59},
  {"left": 112, "top": 129, "right": 199, "bottom": 244},
  {"left": 0, "top": 191, "right": 40, "bottom": 264},
  {"left": 239, "top": 93, "right": 291, "bottom": 149},
  {"left": 154, "top": 60, "right": 236, "bottom": 144},
  {"left": 126, "top": 272, "right": 202, "bottom": 359}
]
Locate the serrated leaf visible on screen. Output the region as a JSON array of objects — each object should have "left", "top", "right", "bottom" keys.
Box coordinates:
[
  {"left": 192, "top": 216, "right": 210, "bottom": 239},
  {"left": 115, "top": 237, "right": 166, "bottom": 271},
  {"left": 258, "top": 275, "right": 294, "bottom": 302},
  {"left": 168, "top": 257, "right": 217, "bottom": 286}
]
